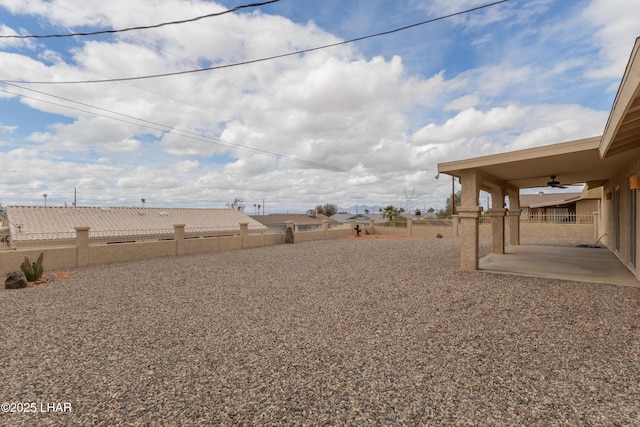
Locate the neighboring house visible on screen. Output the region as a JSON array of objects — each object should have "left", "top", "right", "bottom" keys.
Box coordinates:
[
  {"left": 250, "top": 214, "right": 340, "bottom": 233},
  {"left": 437, "top": 36, "right": 640, "bottom": 280},
  {"left": 1, "top": 206, "right": 267, "bottom": 247},
  {"left": 519, "top": 191, "right": 600, "bottom": 223},
  {"left": 331, "top": 213, "right": 387, "bottom": 225}
]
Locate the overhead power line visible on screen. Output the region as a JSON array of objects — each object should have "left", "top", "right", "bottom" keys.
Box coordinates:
[
  {"left": 0, "top": 0, "right": 280, "bottom": 39},
  {"left": 0, "top": 83, "right": 348, "bottom": 172},
  {"left": 3, "top": 0, "right": 510, "bottom": 85}
]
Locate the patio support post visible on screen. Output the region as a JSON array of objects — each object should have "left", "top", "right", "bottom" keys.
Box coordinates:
[
  {"left": 75, "top": 226, "right": 90, "bottom": 267},
  {"left": 507, "top": 190, "right": 521, "bottom": 245},
  {"left": 452, "top": 215, "right": 459, "bottom": 237},
  {"left": 407, "top": 217, "right": 413, "bottom": 236},
  {"left": 349, "top": 219, "right": 356, "bottom": 236},
  {"left": 490, "top": 186, "right": 506, "bottom": 254},
  {"left": 174, "top": 224, "right": 186, "bottom": 256},
  {"left": 489, "top": 208, "right": 506, "bottom": 254},
  {"left": 458, "top": 170, "right": 482, "bottom": 270},
  {"left": 322, "top": 220, "right": 328, "bottom": 240}
]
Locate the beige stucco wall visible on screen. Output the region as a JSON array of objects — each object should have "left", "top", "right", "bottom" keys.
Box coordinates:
[
  {"left": 89, "top": 240, "right": 176, "bottom": 264},
  {"left": 0, "top": 246, "right": 77, "bottom": 276},
  {"left": 0, "top": 226, "right": 355, "bottom": 277},
  {"left": 519, "top": 222, "right": 595, "bottom": 239},
  {"left": 601, "top": 155, "right": 640, "bottom": 276}
]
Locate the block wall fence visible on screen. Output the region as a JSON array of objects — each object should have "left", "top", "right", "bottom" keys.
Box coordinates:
[{"left": 0, "top": 217, "right": 596, "bottom": 277}]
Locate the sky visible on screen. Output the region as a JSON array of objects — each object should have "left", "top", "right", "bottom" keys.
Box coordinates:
[{"left": 0, "top": 0, "right": 639, "bottom": 214}]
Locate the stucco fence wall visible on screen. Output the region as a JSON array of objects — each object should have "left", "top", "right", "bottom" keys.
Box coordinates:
[
  {"left": 0, "top": 221, "right": 355, "bottom": 277},
  {"left": 0, "top": 217, "right": 597, "bottom": 278}
]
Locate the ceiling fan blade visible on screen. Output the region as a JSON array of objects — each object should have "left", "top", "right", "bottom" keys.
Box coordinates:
[{"left": 547, "top": 175, "right": 566, "bottom": 188}]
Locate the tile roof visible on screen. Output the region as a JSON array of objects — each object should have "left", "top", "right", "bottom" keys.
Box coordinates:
[
  {"left": 519, "top": 193, "right": 582, "bottom": 208},
  {"left": 250, "top": 214, "right": 338, "bottom": 226},
  {"left": 331, "top": 213, "right": 387, "bottom": 224},
  {"left": 4, "top": 206, "right": 267, "bottom": 243}
]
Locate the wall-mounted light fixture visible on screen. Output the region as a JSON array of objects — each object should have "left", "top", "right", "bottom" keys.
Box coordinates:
[
  {"left": 605, "top": 192, "right": 613, "bottom": 200},
  {"left": 629, "top": 175, "right": 640, "bottom": 190}
]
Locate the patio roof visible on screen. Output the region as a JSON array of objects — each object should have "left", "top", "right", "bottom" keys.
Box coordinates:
[
  {"left": 438, "top": 136, "right": 640, "bottom": 190},
  {"left": 600, "top": 37, "right": 640, "bottom": 158}
]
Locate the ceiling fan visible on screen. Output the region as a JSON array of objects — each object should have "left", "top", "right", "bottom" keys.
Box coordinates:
[{"left": 547, "top": 175, "right": 567, "bottom": 189}]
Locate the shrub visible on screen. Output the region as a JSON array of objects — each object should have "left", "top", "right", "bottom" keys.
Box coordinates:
[
  {"left": 20, "top": 253, "right": 44, "bottom": 282},
  {"left": 436, "top": 233, "right": 443, "bottom": 238}
]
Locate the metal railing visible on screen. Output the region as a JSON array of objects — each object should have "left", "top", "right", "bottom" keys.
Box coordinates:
[
  {"left": 184, "top": 226, "right": 248, "bottom": 238},
  {"left": 412, "top": 218, "right": 454, "bottom": 226},
  {"left": 520, "top": 213, "right": 594, "bottom": 224},
  {"left": 90, "top": 229, "right": 175, "bottom": 244}
]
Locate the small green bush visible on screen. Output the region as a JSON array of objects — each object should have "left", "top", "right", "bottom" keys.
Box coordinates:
[
  {"left": 20, "top": 253, "right": 44, "bottom": 282},
  {"left": 436, "top": 233, "right": 443, "bottom": 238}
]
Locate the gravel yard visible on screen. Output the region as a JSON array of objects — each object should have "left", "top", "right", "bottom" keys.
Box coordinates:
[{"left": 1, "top": 237, "right": 639, "bottom": 426}]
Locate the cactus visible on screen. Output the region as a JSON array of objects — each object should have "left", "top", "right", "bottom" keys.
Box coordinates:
[{"left": 20, "top": 252, "right": 44, "bottom": 282}]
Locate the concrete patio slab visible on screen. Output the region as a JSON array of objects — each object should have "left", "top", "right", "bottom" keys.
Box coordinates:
[{"left": 480, "top": 245, "right": 640, "bottom": 288}]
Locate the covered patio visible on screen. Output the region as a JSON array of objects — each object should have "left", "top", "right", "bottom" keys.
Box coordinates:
[
  {"left": 479, "top": 244, "right": 639, "bottom": 287},
  {"left": 437, "top": 135, "right": 639, "bottom": 269},
  {"left": 438, "top": 38, "right": 640, "bottom": 286}
]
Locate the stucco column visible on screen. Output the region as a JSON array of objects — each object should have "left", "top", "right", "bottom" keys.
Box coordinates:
[
  {"left": 592, "top": 211, "right": 599, "bottom": 240},
  {"left": 174, "top": 224, "right": 186, "bottom": 256},
  {"left": 489, "top": 208, "right": 506, "bottom": 254},
  {"left": 322, "top": 220, "right": 328, "bottom": 240},
  {"left": 452, "top": 214, "right": 459, "bottom": 237},
  {"left": 75, "top": 226, "right": 90, "bottom": 267},
  {"left": 507, "top": 210, "right": 521, "bottom": 246},
  {"left": 458, "top": 207, "right": 482, "bottom": 270},
  {"left": 240, "top": 222, "right": 249, "bottom": 249},
  {"left": 507, "top": 190, "right": 521, "bottom": 246},
  {"left": 407, "top": 217, "right": 413, "bottom": 236},
  {"left": 457, "top": 170, "right": 482, "bottom": 270},
  {"left": 368, "top": 219, "right": 375, "bottom": 234}
]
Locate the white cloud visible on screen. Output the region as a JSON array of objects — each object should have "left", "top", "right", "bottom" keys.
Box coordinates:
[
  {"left": 411, "top": 103, "right": 608, "bottom": 162},
  {"left": 0, "top": 0, "right": 632, "bottom": 212},
  {"left": 445, "top": 94, "right": 480, "bottom": 111},
  {"left": 0, "top": 124, "right": 17, "bottom": 135},
  {"left": 582, "top": 0, "right": 640, "bottom": 80}
]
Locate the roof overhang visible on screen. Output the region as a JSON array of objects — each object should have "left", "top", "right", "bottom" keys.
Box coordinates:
[
  {"left": 600, "top": 37, "right": 640, "bottom": 158},
  {"left": 437, "top": 136, "right": 638, "bottom": 189}
]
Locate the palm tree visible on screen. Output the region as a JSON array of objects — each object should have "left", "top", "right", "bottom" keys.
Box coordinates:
[
  {"left": 141, "top": 198, "right": 146, "bottom": 207},
  {"left": 382, "top": 205, "right": 398, "bottom": 222}
]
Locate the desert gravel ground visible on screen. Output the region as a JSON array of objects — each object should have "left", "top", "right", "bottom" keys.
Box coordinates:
[{"left": 1, "top": 237, "right": 639, "bottom": 426}]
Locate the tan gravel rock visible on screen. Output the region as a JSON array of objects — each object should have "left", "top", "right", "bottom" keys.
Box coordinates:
[{"left": 1, "top": 237, "right": 638, "bottom": 426}]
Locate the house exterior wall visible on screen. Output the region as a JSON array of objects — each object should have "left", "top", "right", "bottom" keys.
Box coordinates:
[{"left": 602, "top": 155, "right": 640, "bottom": 277}]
